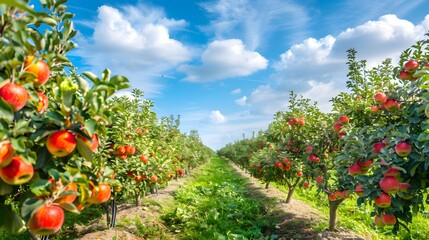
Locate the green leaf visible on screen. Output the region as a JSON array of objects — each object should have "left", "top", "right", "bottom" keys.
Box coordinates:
[
  {"left": 60, "top": 203, "right": 80, "bottom": 214},
  {"left": 75, "top": 76, "right": 89, "bottom": 94},
  {"left": 0, "top": 98, "right": 14, "bottom": 123},
  {"left": 83, "top": 72, "right": 100, "bottom": 84},
  {"left": 30, "top": 179, "right": 52, "bottom": 197},
  {"left": 0, "top": 205, "right": 26, "bottom": 234},
  {"left": 11, "top": 137, "right": 26, "bottom": 152},
  {"left": 0, "top": 0, "right": 36, "bottom": 15},
  {"left": 21, "top": 198, "right": 45, "bottom": 222},
  {"left": 76, "top": 136, "right": 93, "bottom": 162},
  {"left": 39, "top": 16, "right": 57, "bottom": 27},
  {"left": 84, "top": 119, "right": 97, "bottom": 136},
  {"left": 48, "top": 168, "right": 61, "bottom": 181}
]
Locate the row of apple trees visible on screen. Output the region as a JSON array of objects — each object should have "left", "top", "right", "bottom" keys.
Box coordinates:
[
  {"left": 218, "top": 33, "right": 429, "bottom": 234},
  {"left": 0, "top": 0, "right": 213, "bottom": 238}
]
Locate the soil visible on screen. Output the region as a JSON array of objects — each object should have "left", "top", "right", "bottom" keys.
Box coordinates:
[{"left": 73, "top": 163, "right": 366, "bottom": 240}]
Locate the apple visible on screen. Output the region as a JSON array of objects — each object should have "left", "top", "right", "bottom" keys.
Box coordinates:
[
  {"left": 308, "top": 154, "right": 320, "bottom": 163},
  {"left": 118, "top": 153, "right": 127, "bottom": 160},
  {"left": 383, "top": 166, "right": 400, "bottom": 177},
  {"left": 374, "top": 92, "right": 387, "bottom": 104},
  {"left": 357, "top": 159, "right": 373, "bottom": 172},
  {"left": 355, "top": 184, "right": 364, "bottom": 197},
  {"left": 178, "top": 169, "right": 185, "bottom": 176},
  {"left": 150, "top": 175, "right": 158, "bottom": 183},
  {"left": 338, "top": 132, "right": 347, "bottom": 139},
  {"left": 374, "top": 192, "right": 391, "bottom": 208},
  {"left": 305, "top": 145, "right": 313, "bottom": 152},
  {"left": 136, "top": 129, "right": 142, "bottom": 135},
  {"left": 55, "top": 182, "right": 78, "bottom": 204},
  {"left": 77, "top": 134, "right": 99, "bottom": 152},
  {"left": 303, "top": 181, "right": 310, "bottom": 189},
  {"left": 399, "top": 70, "right": 411, "bottom": 80},
  {"left": 288, "top": 117, "right": 298, "bottom": 125},
  {"left": 36, "top": 92, "right": 49, "bottom": 113},
  {"left": 24, "top": 56, "right": 50, "bottom": 86},
  {"left": 374, "top": 216, "right": 385, "bottom": 227},
  {"left": 116, "top": 146, "right": 127, "bottom": 155},
  {"left": 372, "top": 142, "right": 386, "bottom": 154},
  {"left": 338, "top": 115, "right": 349, "bottom": 124},
  {"left": 296, "top": 171, "right": 303, "bottom": 177},
  {"left": 282, "top": 157, "right": 289, "bottom": 163},
  {"left": 126, "top": 145, "right": 136, "bottom": 155},
  {"left": 348, "top": 163, "right": 362, "bottom": 176},
  {"left": 135, "top": 175, "right": 143, "bottom": 182},
  {"left": 139, "top": 155, "right": 149, "bottom": 163},
  {"left": 383, "top": 99, "right": 400, "bottom": 111},
  {"left": 127, "top": 171, "right": 136, "bottom": 178},
  {"left": 316, "top": 176, "right": 323, "bottom": 183},
  {"left": 28, "top": 205, "right": 64, "bottom": 235},
  {"left": 297, "top": 118, "right": 305, "bottom": 126},
  {"left": 404, "top": 59, "right": 419, "bottom": 72},
  {"left": 0, "top": 83, "right": 28, "bottom": 111},
  {"left": 370, "top": 105, "right": 379, "bottom": 114},
  {"left": 333, "top": 122, "right": 343, "bottom": 133},
  {"left": 399, "top": 182, "right": 411, "bottom": 192},
  {"left": 395, "top": 141, "right": 411, "bottom": 157},
  {"left": 46, "top": 130, "right": 76, "bottom": 157},
  {"left": 381, "top": 213, "right": 397, "bottom": 225},
  {"left": 379, "top": 176, "right": 400, "bottom": 194},
  {"left": 0, "top": 156, "right": 34, "bottom": 185},
  {"left": 86, "top": 182, "right": 111, "bottom": 204},
  {"left": 0, "top": 141, "right": 14, "bottom": 168}
]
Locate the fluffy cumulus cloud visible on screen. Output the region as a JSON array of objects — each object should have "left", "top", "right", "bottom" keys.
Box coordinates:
[
  {"left": 209, "top": 110, "right": 227, "bottom": 124},
  {"left": 247, "top": 14, "right": 429, "bottom": 115},
  {"left": 178, "top": 39, "right": 268, "bottom": 82},
  {"left": 234, "top": 96, "right": 247, "bottom": 106},
  {"left": 72, "top": 4, "right": 191, "bottom": 97}
]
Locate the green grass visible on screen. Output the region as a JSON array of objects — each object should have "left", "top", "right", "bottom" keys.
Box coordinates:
[
  {"left": 273, "top": 183, "right": 429, "bottom": 240},
  {"left": 162, "top": 157, "right": 273, "bottom": 240}
]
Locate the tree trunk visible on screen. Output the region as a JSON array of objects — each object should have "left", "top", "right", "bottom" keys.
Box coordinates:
[
  {"left": 265, "top": 182, "right": 270, "bottom": 189},
  {"left": 103, "top": 202, "right": 110, "bottom": 227},
  {"left": 329, "top": 199, "right": 343, "bottom": 231},
  {"left": 135, "top": 194, "right": 141, "bottom": 207},
  {"left": 285, "top": 186, "right": 295, "bottom": 203}
]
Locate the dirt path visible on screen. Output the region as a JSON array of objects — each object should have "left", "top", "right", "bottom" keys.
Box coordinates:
[{"left": 229, "top": 163, "right": 366, "bottom": 240}]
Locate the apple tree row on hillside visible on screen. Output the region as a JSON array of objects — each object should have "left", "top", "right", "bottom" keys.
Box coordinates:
[
  {"left": 218, "top": 33, "right": 429, "bottom": 234},
  {"left": 0, "top": 0, "right": 212, "bottom": 237}
]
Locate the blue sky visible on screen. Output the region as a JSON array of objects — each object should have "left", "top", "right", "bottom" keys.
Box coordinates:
[{"left": 56, "top": 0, "right": 429, "bottom": 150}]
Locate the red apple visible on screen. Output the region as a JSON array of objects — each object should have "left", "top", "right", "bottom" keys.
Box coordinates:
[
  {"left": 399, "top": 70, "right": 411, "bottom": 80},
  {"left": 36, "top": 92, "right": 49, "bottom": 113},
  {"left": 395, "top": 141, "right": 411, "bottom": 157},
  {"left": 348, "top": 163, "right": 362, "bottom": 176},
  {"left": 0, "top": 155, "right": 34, "bottom": 185},
  {"left": 372, "top": 142, "right": 386, "bottom": 154},
  {"left": 305, "top": 145, "right": 313, "bottom": 152},
  {"left": 333, "top": 122, "right": 343, "bottom": 133},
  {"left": 297, "top": 118, "right": 305, "bottom": 126},
  {"left": 404, "top": 59, "right": 419, "bottom": 72},
  {"left": 338, "top": 115, "right": 349, "bottom": 124},
  {"left": 150, "top": 175, "right": 158, "bottom": 183},
  {"left": 355, "top": 184, "right": 364, "bottom": 197},
  {"left": 308, "top": 154, "right": 320, "bottom": 163},
  {"left": 374, "top": 92, "right": 387, "bottom": 104},
  {"left": 316, "top": 176, "right": 323, "bottom": 183},
  {"left": 28, "top": 205, "right": 64, "bottom": 235},
  {"left": 374, "top": 216, "right": 385, "bottom": 227},
  {"left": 374, "top": 192, "right": 391, "bottom": 208},
  {"left": 399, "top": 182, "right": 411, "bottom": 192},
  {"left": 77, "top": 134, "right": 99, "bottom": 152},
  {"left": 139, "top": 155, "right": 149, "bottom": 163},
  {"left": 55, "top": 182, "right": 78, "bottom": 204},
  {"left": 136, "top": 129, "right": 142, "bottom": 135},
  {"left": 0, "top": 141, "right": 14, "bottom": 168},
  {"left": 370, "top": 105, "right": 379, "bottom": 114},
  {"left": 24, "top": 56, "right": 50, "bottom": 86},
  {"left": 338, "top": 132, "right": 347, "bottom": 139},
  {"left": 383, "top": 99, "right": 400, "bottom": 111},
  {"left": 357, "top": 159, "right": 373, "bottom": 172},
  {"left": 381, "top": 213, "right": 397, "bottom": 225},
  {"left": 46, "top": 130, "right": 76, "bottom": 157},
  {"left": 126, "top": 145, "right": 136, "bottom": 155},
  {"left": 379, "top": 176, "right": 400, "bottom": 194},
  {"left": 303, "top": 181, "right": 310, "bottom": 189},
  {"left": 87, "top": 182, "right": 111, "bottom": 204},
  {"left": 383, "top": 166, "right": 400, "bottom": 177},
  {"left": 296, "top": 171, "right": 303, "bottom": 177},
  {"left": 0, "top": 83, "right": 28, "bottom": 111}
]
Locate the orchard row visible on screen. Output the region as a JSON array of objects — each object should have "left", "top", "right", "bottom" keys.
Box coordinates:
[
  {"left": 218, "top": 35, "right": 429, "bottom": 234},
  {"left": 0, "top": 0, "right": 213, "bottom": 237}
]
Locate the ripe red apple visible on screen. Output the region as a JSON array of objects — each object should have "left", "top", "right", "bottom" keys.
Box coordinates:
[
  {"left": 303, "top": 181, "right": 310, "bottom": 189},
  {"left": 308, "top": 154, "right": 320, "bottom": 163},
  {"left": 296, "top": 171, "right": 303, "bottom": 177},
  {"left": 374, "top": 92, "right": 387, "bottom": 104},
  {"left": 0, "top": 83, "right": 28, "bottom": 111},
  {"left": 348, "top": 163, "right": 362, "bottom": 176},
  {"left": 374, "top": 216, "right": 385, "bottom": 227},
  {"left": 127, "top": 171, "right": 136, "bottom": 178},
  {"left": 395, "top": 141, "right": 411, "bottom": 157},
  {"left": 305, "top": 145, "right": 313, "bottom": 152},
  {"left": 24, "top": 56, "right": 50, "bottom": 86},
  {"left": 288, "top": 117, "right": 298, "bottom": 125},
  {"left": 0, "top": 155, "right": 34, "bottom": 185},
  {"left": 136, "top": 128, "right": 142, "bottom": 135},
  {"left": 383, "top": 166, "right": 400, "bottom": 177},
  {"left": 28, "top": 205, "right": 64, "bottom": 235},
  {"left": 178, "top": 169, "right": 185, "bottom": 176},
  {"left": 398, "top": 70, "right": 411, "bottom": 80},
  {"left": 46, "top": 130, "right": 76, "bottom": 157},
  {"left": 374, "top": 192, "right": 391, "bottom": 208},
  {"left": 404, "top": 59, "right": 419, "bottom": 72},
  {"left": 135, "top": 175, "right": 143, "bottom": 182},
  {"left": 140, "top": 155, "right": 149, "bottom": 163},
  {"left": 338, "top": 132, "right": 347, "bottom": 139},
  {"left": 379, "top": 176, "right": 400, "bottom": 194},
  {"left": 381, "top": 213, "right": 397, "bottom": 225},
  {"left": 372, "top": 142, "right": 386, "bottom": 154},
  {"left": 370, "top": 105, "right": 379, "bottom": 114},
  {"left": 355, "top": 184, "right": 364, "bottom": 197},
  {"left": 338, "top": 115, "right": 349, "bottom": 124},
  {"left": 126, "top": 145, "right": 136, "bottom": 155},
  {"left": 0, "top": 141, "right": 14, "bottom": 168},
  {"left": 333, "top": 122, "right": 343, "bottom": 133},
  {"left": 316, "top": 176, "right": 323, "bottom": 183},
  {"left": 399, "top": 182, "right": 411, "bottom": 192},
  {"left": 297, "top": 118, "right": 305, "bottom": 126},
  {"left": 55, "top": 182, "right": 78, "bottom": 204},
  {"left": 87, "top": 182, "right": 111, "bottom": 204},
  {"left": 77, "top": 134, "right": 99, "bottom": 152},
  {"left": 150, "top": 175, "right": 158, "bottom": 183},
  {"left": 383, "top": 99, "right": 400, "bottom": 111},
  {"left": 116, "top": 146, "right": 127, "bottom": 155},
  {"left": 36, "top": 92, "right": 49, "bottom": 113},
  {"left": 357, "top": 159, "right": 373, "bottom": 172}
]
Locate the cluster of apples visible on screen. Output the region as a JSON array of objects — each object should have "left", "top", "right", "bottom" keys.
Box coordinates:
[
  {"left": 287, "top": 116, "right": 305, "bottom": 127},
  {"left": 370, "top": 92, "right": 400, "bottom": 114},
  {"left": 273, "top": 157, "right": 292, "bottom": 171},
  {"left": 332, "top": 115, "right": 349, "bottom": 139},
  {"left": 115, "top": 144, "right": 136, "bottom": 160},
  {"left": 398, "top": 59, "right": 429, "bottom": 81}
]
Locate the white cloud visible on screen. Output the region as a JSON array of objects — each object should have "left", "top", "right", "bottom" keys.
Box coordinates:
[
  {"left": 178, "top": 39, "right": 268, "bottom": 82},
  {"left": 230, "top": 88, "right": 242, "bottom": 94},
  {"left": 72, "top": 4, "right": 191, "bottom": 97},
  {"left": 246, "top": 14, "right": 429, "bottom": 115},
  {"left": 234, "top": 96, "right": 247, "bottom": 106},
  {"left": 209, "top": 110, "right": 227, "bottom": 124}
]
